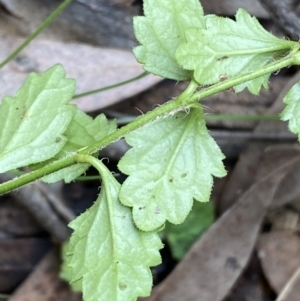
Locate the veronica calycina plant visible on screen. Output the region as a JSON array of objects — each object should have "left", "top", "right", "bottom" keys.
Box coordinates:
[{"left": 1, "top": 0, "right": 300, "bottom": 300}]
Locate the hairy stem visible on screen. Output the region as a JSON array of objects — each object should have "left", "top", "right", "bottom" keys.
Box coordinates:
[
  {"left": 190, "top": 55, "right": 296, "bottom": 102},
  {"left": 0, "top": 0, "right": 73, "bottom": 69},
  {"left": 0, "top": 53, "right": 297, "bottom": 195},
  {"left": 79, "top": 79, "right": 199, "bottom": 155},
  {"left": 0, "top": 157, "right": 77, "bottom": 195}
]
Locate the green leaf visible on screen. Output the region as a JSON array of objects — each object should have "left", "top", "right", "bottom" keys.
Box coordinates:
[
  {"left": 118, "top": 107, "right": 226, "bottom": 232},
  {"left": 164, "top": 201, "right": 215, "bottom": 260},
  {"left": 0, "top": 64, "right": 75, "bottom": 173},
  {"left": 280, "top": 81, "right": 300, "bottom": 139},
  {"left": 133, "top": 0, "right": 205, "bottom": 81},
  {"left": 65, "top": 162, "right": 162, "bottom": 301},
  {"left": 41, "top": 111, "right": 117, "bottom": 183},
  {"left": 175, "top": 9, "right": 294, "bottom": 94},
  {"left": 60, "top": 243, "right": 82, "bottom": 292}
]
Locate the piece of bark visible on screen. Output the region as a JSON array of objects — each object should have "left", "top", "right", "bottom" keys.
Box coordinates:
[
  {"left": 0, "top": 238, "right": 51, "bottom": 293},
  {"left": 0, "top": 0, "right": 269, "bottom": 46},
  {"left": 142, "top": 158, "right": 295, "bottom": 301},
  {"left": 0, "top": 0, "right": 139, "bottom": 48},
  {"left": 201, "top": 0, "right": 268, "bottom": 18},
  {"left": 258, "top": 0, "right": 300, "bottom": 40},
  {"left": 8, "top": 250, "right": 82, "bottom": 301},
  {"left": 257, "top": 231, "right": 300, "bottom": 295}
]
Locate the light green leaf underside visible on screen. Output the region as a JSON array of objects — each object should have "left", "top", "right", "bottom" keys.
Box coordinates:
[
  {"left": 65, "top": 163, "right": 162, "bottom": 301},
  {"left": 176, "top": 9, "right": 294, "bottom": 94},
  {"left": 280, "top": 81, "right": 300, "bottom": 140},
  {"left": 133, "top": 0, "right": 205, "bottom": 80},
  {"left": 0, "top": 64, "right": 75, "bottom": 173},
  {"left": 41, "top": 111, "right": 117, "bottom": 183},
  {"left": 118, "top": 107, "right": 226, "bottom": 232},
  {"left": 60, "top": 243, "right": 82, "bottom": 292},
  {"left": 164, "top": 201, "right": 215, "bottom": 260}
]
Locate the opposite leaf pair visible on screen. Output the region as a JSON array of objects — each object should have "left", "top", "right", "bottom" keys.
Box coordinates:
[
  {"left": 62, "top": 106, "right": 226, "bottom": 301},
  {"left": 134, "top": 0, "right": 297, "bottom": 94}
]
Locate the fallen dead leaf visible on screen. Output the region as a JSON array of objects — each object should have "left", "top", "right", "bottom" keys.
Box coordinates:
[
  {"left": 257, "top": 231, "right": 300, "bottom": 295},
  {"left": 0, "top": 36, "right": 161, "bottom": 112},
  {"left": 224, "top": 255, "right": 271, "bottom": 301},
  {"left": 271, "top": 148, "right": 300, "bottom": 209}
]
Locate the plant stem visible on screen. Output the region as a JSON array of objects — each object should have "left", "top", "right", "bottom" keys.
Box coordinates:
[
  {"left": 73, "top": 71, "right": 149, "bottom": 99},
  {"left": 115, "top": 113, "right": 280, "bottom": 125},
  {"left": 80, "top": 80, "right": 200, "bottom": 155},
  {"left": 0, "top": 0, "right": 73, "bottom": 69},
  {"left": 81, "top": 55, "right": 295, "bottom": 156},
  {"left": 76, "top": 154, "right": 106, "bottom": 176},
  {"left": 0, "top": 53, "right": 296, "bottom": 194},
  {"left": 0, "top": 157, "right": 77, "bottom": 195},
  {"left": 0, "top": 81, "right": 197, "bottom": 195},
  {"left": 190, "top": 55, "right": 295, "bottom": 102}
]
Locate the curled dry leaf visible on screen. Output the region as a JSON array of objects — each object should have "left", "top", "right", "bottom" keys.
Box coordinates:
[{"left": 0, "top": 37, "right": 161, "bottom": 112}]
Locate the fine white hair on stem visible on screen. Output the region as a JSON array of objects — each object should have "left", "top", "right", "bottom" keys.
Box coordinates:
[
  {"left": 135, "top": 107, "right": 144, "bottom": 115},
  {"left": 101, "top": 157, "right": 110, "bottom": 164}
]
